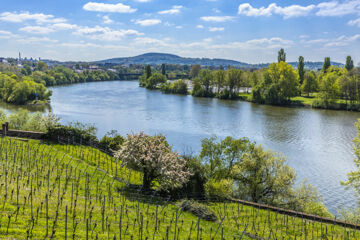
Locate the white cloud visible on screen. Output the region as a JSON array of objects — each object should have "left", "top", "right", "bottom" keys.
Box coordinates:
[
  {"left": 133, "top": 37, "right": 169, "bottom": 46},
  {"left": 238, "top": 3, "right": 315, "bottom": 19},
  {"left": 0, "top": 11, "right": 66, "bottom": 24},
  {"left": 301, "top": 34, "right": 360, "bottom": 48},
  {"left": 237, "top": 1, "right": 360, "bottom": 19},
  {"left": 176, "top": 26, "right": 183, "bottom": 29},
  {"left": 197, "top": 25, "right": 204, "bottom": 29},
  {"left": 135, "top": 19, "right": 161, "bottom": 26},
  {"left": 349, "top": 18, "right": 360, "bottom": 27},
  {"left": 158, "top": 5, "right": 183, "bottom": 15},
  {"left": 17, "top": 37, "right": 58, "bottom": 43},
  {"left": 209, "top": 27, "right": 224, "bottom": 32},
  {"left": 19, "top": 26, "right": 55, "bottom": 34},
  {"left": 134, "top": 0, "right": 151, "bottom": 2},
  {"left": 103, "top": 16, "right": 113, "bottom": 24},
  {"left": 19, "top": 23, "right": 78, "bottom": 35},
  {"left": 74, "top": 25, "right": 142, "bottom": 41},
  {"left": 0, "top": 30, "right": 18, "bottom": 39},
  {"left": 316, "top": 0, "right": 360, "bottom": 16},
  {"left": 51, "top": 23, "right": 78, "bottom": 30},
  {"left": 201, "top": 16, "right": 235, "bottom": 22},
  {"left": 83, "top": 2, "right": 137, "bottom": 13}
]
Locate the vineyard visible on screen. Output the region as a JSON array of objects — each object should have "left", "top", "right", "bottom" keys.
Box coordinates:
[{"left": 0, "top": 137, "right": 359, "bottom": 239}]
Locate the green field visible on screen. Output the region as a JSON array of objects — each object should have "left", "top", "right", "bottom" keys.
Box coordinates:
[{"left": 0, "top": 137, "right": 359, "bottom": 239}]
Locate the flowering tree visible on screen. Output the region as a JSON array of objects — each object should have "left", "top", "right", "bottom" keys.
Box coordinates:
[{"left": 115, "top": 132, "right": 191, "bottom": 192}]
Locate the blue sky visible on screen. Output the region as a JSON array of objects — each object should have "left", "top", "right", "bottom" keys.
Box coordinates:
[{"left": 0, "top": 0, "right": 359, "bottom": 63}]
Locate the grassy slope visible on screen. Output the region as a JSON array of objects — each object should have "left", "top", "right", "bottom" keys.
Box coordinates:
[{"left": 0, "top": 138, "right": 359, "bottom": 239}]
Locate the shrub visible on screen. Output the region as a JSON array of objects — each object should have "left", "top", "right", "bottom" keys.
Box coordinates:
[
  {"left": 179, "top": 200, "right": 217, "bottom": 222},
  {"left": 161, "top": 80, "right": 188, "bottom": 95},
  {"left": 99, "top": 130, "right": 124, "bottom": 153},
  {"left": 204, "top": 178, "right": 234, "bottom": 200},
  {"left": 168, "top": 156, "right": 206, "bottom": 199},
  {"left": 44, "top": 121, "right": 98, "bottom": 144}
]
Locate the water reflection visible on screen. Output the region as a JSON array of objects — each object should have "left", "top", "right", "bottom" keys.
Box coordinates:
[{"left": 0, "top": 101, "right": 50, "bottom": 113}]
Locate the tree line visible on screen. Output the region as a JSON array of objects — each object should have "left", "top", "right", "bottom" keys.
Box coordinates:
[
  {"left": 145, "top": 49, "right": 360, "bottom": 111},
  {"left": 0, "top": 61, "right": 128, "bottom": 104}
]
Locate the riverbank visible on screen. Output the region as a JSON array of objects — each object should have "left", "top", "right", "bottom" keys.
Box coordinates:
[{"left": 237, "top": 92, "right": 360, "bottom": 112}]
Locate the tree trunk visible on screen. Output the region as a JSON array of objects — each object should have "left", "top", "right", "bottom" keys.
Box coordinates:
[{"left": 142, "top": 171, "right": 152, "bottom": 193}]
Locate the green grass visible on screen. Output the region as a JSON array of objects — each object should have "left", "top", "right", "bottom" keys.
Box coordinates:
[{"left": 0, "top": 137, "right": 359, "bottom": 239}]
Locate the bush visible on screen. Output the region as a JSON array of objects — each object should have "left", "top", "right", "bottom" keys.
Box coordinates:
[
  {"left": 168, "top": 156, "right": 206, "bottom": 199},
  {"left": 179, "top": 200, "right": 217, "bottom": 222},
  {"left": 204, "top": 178, "right": 234, "bottom": 200},
  {"left": 143, "top": 73, "right": 167, "bottom": 89},
  {"left": 44, "top": 121, "right": 98, "bottom": 144},
  {"left": 312, "top": 100, "right": 360, "bottom": 111},
  {"left": 160, "top": 80, "right": 188, "bottom": 95},
  {"left": 99, "top": 130, "right": 124, "bottom": 153}
]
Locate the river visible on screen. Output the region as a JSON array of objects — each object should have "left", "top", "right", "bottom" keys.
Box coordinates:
[{"left": 36, "top": 80, "right": 360, "bottom": 213}]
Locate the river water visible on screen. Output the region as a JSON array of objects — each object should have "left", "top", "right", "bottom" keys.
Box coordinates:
[{"left": 44, "top": 80, "right": 359, "bottom": 213}]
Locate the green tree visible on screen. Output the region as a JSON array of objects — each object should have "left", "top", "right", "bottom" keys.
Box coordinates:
[
  {"left": 214, "top": 70, "right": 225, "bottom": 95},
  {"left": 301, "top": 71, "right": 318, "bottom": 96},
  {"left": 319, "top": 72, "right": 340, "bottom": 103},
  {"left": 145, "top": 65, "right": 152, "bottom": 79},
  {"left": 145, "top": 73, "right": 167, "bottom": 89},
  {"left": 343, "top": 119, "right": 360, "bottom": 204},
  {"left": 192, "top": 69, "right": 214, "bottom": 97},
  {"left": 323, "top": 57, "right": 331, "bottom": 73},
  {"left": 226, "top": 69, "right": 243, "bottom": 99},
  {"left": 21, "top": 64, "right": 32, "bottom": 76},
  {"left": 278, "top": 48, "right": 286, "bottom": 63},
  {"left": 338, "top": 74, "right": 357, "bottom": 104},
  {"left": 345, "top": 56, "right": 354, "bottom": 71},
  {"left": 35, "top": 61, "right": 48, "bottom": 72},
  {"left": 252, "top": 62, "right": 299, "bottom": 104},
  {"left": 190, "top": 64, "right": 201, "bottom": 79},
  {"left": 199, "top": 136, "right": 253, "bottom": 180},
  {"left": 298, "top": 56, "right": 305, "bottom": 85},
  {"left": 288, "top": 181, "right": 333, "bottom": 218},
  {"left": 232, "top": 145, "right": 296, "bottom": 204},
  {"left": 160, "top": 79, "right": 188, "bottom": 95},
  {"left": 161, "top": 63, "right": 166, "bottom": 75}
]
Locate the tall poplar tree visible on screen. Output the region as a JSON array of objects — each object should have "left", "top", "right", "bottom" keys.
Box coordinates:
[
  {"left": 145, "top": 65, "right": 152, "bottom": 79},
  {"left": 298, "top": 56, "right": 305, "bottom": 85},
  {"left": 278, "top": 48, "right": 286, "bottom": 63},
  {"left": 323, "top": 57, "right": 331, "bottom": 73},
  {"left": 345, "top": 56, "right": 354, "bottom": 71},
  {"left": 161, "top": 63, "right": 166, "bottom": 75}
]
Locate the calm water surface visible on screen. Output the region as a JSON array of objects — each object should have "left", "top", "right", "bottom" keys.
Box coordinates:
[{"left": 47, "top": 81, "right": 359, "bottom": 213}]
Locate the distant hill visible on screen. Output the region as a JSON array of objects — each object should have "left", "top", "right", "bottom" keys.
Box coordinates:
[{"left": 96, "top": 53, "right": 344, "bottom": 70}]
